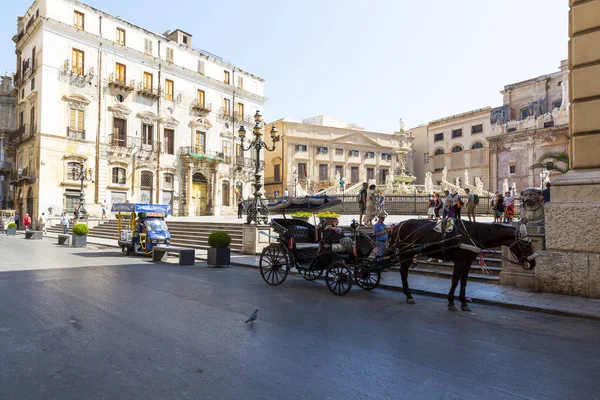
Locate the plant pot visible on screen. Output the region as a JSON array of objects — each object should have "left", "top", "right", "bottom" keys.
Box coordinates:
[
  {"left": 72, "top": 234, "right": 87, "bottom": 247},
  {"left": 207, "top": 247, "right": 230, "bottom": 268},
  {"left": 6, "top": 228, "right": 16, "bottom": 236}
]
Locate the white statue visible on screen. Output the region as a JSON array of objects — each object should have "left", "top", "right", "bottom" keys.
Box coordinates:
[
  {"left": 511, "top": 182, "right": 517, "bottom": 195},
  {"left": 441, "top": 166, "right": 448, "bottom": 183},
  {"left": 540, "top": 170, "right": 550, "bottom": 189},
  {"left": 398, "top": 118, "right": 405, "bottom": 133},
  {"left": 306, "top": 178, "right": 311, "bottom": 193},
  {"left": 475, "top": 177, "right": 484, "bottom": 195},
  {"left": 335, "top": 171, "right": 341, "bottom": 184},
  {"left": 455, "top": 176, "right": 461, "bottom": 188},
  {"left": 464, "top": 169, "right": 469, "bottom": 187},
  {"left": 503, "top": 179, "right": 509, "bottom": 195},
  {"left": 424, "top": 172, "right": 433, "bottom": 194}
]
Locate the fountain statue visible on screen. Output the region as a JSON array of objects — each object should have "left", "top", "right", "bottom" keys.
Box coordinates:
[
  {"left": 392, "top": 118, "right": 416, "bottom": 187},
  {"left": 540, "top": 170, "right": 550, "bottom": 189},
  {"left": 441, "top": 166, "right": 448, "bottom": 184},
  {"left": 503, "top": 179, "right": 509, "bottom": 195},
  {"left": 475, "top": 177, "right": 484, "bottom": 195},
  {"left": 386, "top": 173, "right": 394, "bottom": 193},
  {"left": 512, "top": 182, "right": 517, "bottom": 196},
  {"left": 424, "top": 172, "right": 434, "bottom": 194},
  {"left": 464, "top": 169, "right": 469, "bottom": 187},
  {"left": 455, "top": 176, "right": 461, "bottom": 188}
]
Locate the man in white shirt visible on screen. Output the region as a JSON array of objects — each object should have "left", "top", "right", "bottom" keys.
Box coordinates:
[
  {"left": 39, "top": 212, "right": 48, "bottom": 234},
  {"left": 442, "top": 190, "right": 453, "bottom": 218},
  {"left": 465, "top": 188, "right": 476, "bottom": 222},
  {"left": 283, "top": 188, "right": 289, "bottom": 198}
]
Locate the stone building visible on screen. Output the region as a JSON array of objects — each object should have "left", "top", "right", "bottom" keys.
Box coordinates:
[
  {"left": 262, "top": 116, "right": 398, "bottom": 196},
  {"left": 6, "top": 0, "right": 265, "bottom": 220},
  {"left": 0, "top": 75, "right": 17, "bottom": 206},
  {"left": 422, "top": 107, "right": 492, "bottom": 190},
  {"left": 488, "top": 60, "right": 569, "bottom": 192}
]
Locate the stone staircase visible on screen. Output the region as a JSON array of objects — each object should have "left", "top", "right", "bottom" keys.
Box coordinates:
[{"left": 47, "top": 220, "right": 244, "bottom": 252}]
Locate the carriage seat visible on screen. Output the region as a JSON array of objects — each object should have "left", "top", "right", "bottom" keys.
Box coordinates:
[{"left": 288, "top": 225, "right": 319, "bottom": 250}]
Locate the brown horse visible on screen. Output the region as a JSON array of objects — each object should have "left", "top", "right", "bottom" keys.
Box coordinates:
[{"left": 389, "top": 219, "right": 537, "bottom": 311}]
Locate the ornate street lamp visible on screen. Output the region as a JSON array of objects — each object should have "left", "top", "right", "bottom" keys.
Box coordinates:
[
  {"left": 292, "top": 169, "right": 298, "bottom": 197},
  {"left": 238, "top": 110, "right": 279, "bottom": 224},
  {"left": 72, "top": 165, "right": 93, "bottom": 219}
]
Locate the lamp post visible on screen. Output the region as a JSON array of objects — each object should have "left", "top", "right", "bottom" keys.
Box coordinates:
[
  {"left": 238, "top": 110, "right": 280, "bottom": 224},
  {"left": 72, "top": 165, "right": 93, "bottom": 219},
  {"left": 292, "top": 169, "right": 298, "bottom": 197}
]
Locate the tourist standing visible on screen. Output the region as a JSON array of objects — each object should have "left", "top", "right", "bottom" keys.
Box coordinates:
[
  {"left": 358, "top": 182, "right": 368, "bottom": 226},
  {"left": 14, "top": 212, "right": 20, "bottom": 229},
  {"left": 465, "top": 188, "right": 476, "bottom": 222},
  {"left": 494, "top": 193, "right": 505, "bottom": 223},
  {"left": 504, "top": 191, "right": 514, "bottom": 222},
  {"left": 283, "top": 188, "right": 289, "bottom": 198},
  {"left": 452, "top": 191, "right": 462, "bottom": 220},
  {"left": 23, "top": 213, "right": 32, "bottom": 231},
  {"left": 377, "top": 190, "right": 386, "bottom": 215},
  {"left": 274, "top": 190, "right": 279, "bottom": 199},
  {"left": 237, "top": 198, "right": 245, "bottom": 219},
  {"left": 427, "top": 194, "right": 436, "bottom": 220},
  {"left": 101, "top": 200, "right": 107, "bottom": 219},
  {"left": 73, "top": 204, "right": 80, "bottom": 220},
  {"left": 542, "top": 182, "right": 551, "bottom": 204},
  {"left": 442, "top": 190, "right": 453, "bottom": 218},
  {"left": 61, "top": 212, "right": 69, "bottom": 234},
  {"left": 434, "top": 193, "right": 442, "bottom": 220}
]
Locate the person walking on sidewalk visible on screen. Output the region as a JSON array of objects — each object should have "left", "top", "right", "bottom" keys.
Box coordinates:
[
  {"left": 465, "top": 188, "right": 476, "bottom": 222},
  {"left": 237, "top": 198, "right": 245, "bottom": 219},
  {"left": 23, "top": 213, "right": 32, "bottom": 231},
  {"left": 101, "top": 200, "right": 107, "bottom": 219},
  {"left": 39, "top": 212, "right": 47, "bottom": 234},
  {"left": 442, "top": 190, "right": 453, "bottom": 219},
  {"left": 14, "top": 212, "right": 20, "bottom": 229},
  {"left": 61, "top": 212, "right": 69, "bottom": 234},
  {"left": 358, "top": 182, "right": 368, "bottom": 226}
]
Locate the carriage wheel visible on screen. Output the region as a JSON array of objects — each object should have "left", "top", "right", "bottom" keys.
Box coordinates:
[
  {"left": 354, "top": 268, "right": 381, "bottom": 291},
  {"left": 259, "top": 244, "right": 290, "bottom": 286},
  {"left": 326, "top": 261, "right": 353, "bottom": 296},
  {"left": 300, "top": 255, "right": 326, "bottom": 281}
]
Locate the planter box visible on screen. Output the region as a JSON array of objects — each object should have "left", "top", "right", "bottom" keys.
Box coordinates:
[
  {"left": 6, "top": 228, "right": 16, "bottom": 236},
  {"left": 72, "top": 235, "right": 87, "bottom": 247},
  {"left": 207, "top": 247, "right": 230, "bottom": 268}
]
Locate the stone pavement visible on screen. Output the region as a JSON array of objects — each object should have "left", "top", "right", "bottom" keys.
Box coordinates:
[{"left": 31, "top": 229, "right": 600, "bottom": 321}]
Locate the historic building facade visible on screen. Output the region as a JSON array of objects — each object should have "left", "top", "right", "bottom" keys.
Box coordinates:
[
  {"left": 0, "top": 75, "right": 17, "bottom": 207},
  {"left": 421, "top": 107, "right": 492, "bottom": 190},
  {"left": 7, "top": 0, "right": 265, "bottom": 220},
  {"left": 263, "top": 116, "right": 398, "bottom": 196},
  {"left": 488, "top": 60, "right": 569, "bottom": 192}
]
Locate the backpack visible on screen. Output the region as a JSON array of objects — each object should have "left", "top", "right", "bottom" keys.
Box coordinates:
[{"left": 473, "top": 194, "right": 479, "bottom": 205}]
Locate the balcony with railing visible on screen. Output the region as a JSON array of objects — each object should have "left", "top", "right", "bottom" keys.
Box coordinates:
[
  {"left": 136, "top": 82, "right": 162, "bottom": 99},
  {"left": 7, "top": 124, "right": 35, "bottom": 148},
  {"left": 10, "top": 167, "right": 36, "bottom": 185},
  {"left": 67, "top": 127, "right": 86, "bottom": 140},
  {"left": 106, "top": 135, "right": 161, "bottom": 152},
  {"left": 108, "top": 74, "right": 135, "bottom": 91},
  {"left": 235, "top": 155, "right": 265, "bottom": 170},
  {"left": 180, "top": 147, "right": 229, "bottom": 163},
  {"left": 191, "top": 100, "right": 212, "bottom": 115},
  {"left": 0, "top": 161, "right": 13, "bottom": 171}
]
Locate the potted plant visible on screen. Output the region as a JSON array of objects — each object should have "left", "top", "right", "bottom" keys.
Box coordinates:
[
  {"left": 6, "top": 222, "right": 17, "bottom": 236},
  {"left": 207, "top": 231, "right": 231, "bottom": 268},
  {"left": 71, "top": 223, "right": 90, "bottom": 247},
  {"left": 290, "top": 211, "right": 312, "bottom": 222},
  {"left": 317, "top": 211, "right": 340, "bottom": 226}
]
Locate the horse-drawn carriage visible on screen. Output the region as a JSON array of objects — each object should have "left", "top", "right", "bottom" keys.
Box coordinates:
[
  {"left": 259, "top": 195, "right": 540, "bottom": 309},
  {"left": 259, "top": 195, "right": 390, "bottom": 296}
]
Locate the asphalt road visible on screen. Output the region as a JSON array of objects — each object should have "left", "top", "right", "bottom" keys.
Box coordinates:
[{"left": 0, "top": 237, "right": 599, "bottom": 400}]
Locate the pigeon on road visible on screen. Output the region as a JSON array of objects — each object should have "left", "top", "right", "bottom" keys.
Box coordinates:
[{"left": 246, "top": 309, "right": 258, "bottom": 323}]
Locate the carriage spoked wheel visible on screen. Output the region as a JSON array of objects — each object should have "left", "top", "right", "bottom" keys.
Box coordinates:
[
  {"left": 354, "top": 268, "right": 381, "bottom": 291},
  {"left": 325, "top": 261, "right": 353, "bottom": 296},
  {"left": 259, "top": 244, "right": 290, "bottom": 286},
  {"left": 299, "top": 256, "right": 326, "bottom": 281}
]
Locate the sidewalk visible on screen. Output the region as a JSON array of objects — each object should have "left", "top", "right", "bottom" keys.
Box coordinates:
[{"left": 40, "top": 230, "right": 600, "bottom": 321}]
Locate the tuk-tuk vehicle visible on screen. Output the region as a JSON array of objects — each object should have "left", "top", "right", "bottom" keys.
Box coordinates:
[{"left": 111, "top": 203, "right": 172, "bottom": 255}]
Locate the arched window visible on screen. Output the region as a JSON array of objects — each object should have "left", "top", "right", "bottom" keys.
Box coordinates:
[
  {"left": 434, "top": 148, "right": 445, "bottom": 156},
  {"left": 67, "top": 161, "right": 82, "bottom": 180},
  {"left": 112, "top": 167, "right": 126, "bottom": 185},
  {"left": 222, "top": 181, "right": 231, "bottom": 206},
  {"left": 451, "top": 145, "right": 463, "bottom": 153},
  {"left": 471, "top": 142, "right": 484, "bottom": 150},
  {"left": 140, "top": 171, "right": 153, "bottom": 203}
]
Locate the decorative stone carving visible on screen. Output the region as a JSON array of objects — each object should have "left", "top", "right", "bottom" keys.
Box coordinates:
[
  {"left": 62, "top": 94, "right": 90, "bottom": 110},
  {"left": 441, "top": 166, "right": 447, "bottom": 183},
  {"left": 161, "top": 116, "right": 180, "bottom": 129},
  {"left": 108, "top": 104, "right": 131, "bottom": 119},
  {"left": 455, "top": 176, "right": 460, "bottom": 187},
  {"left": 425, "top": 172, "right": 433, "bottom": 194},
  {"left": 475, "top": 177, "right": 484, "bottom": 195},
  {"left": 136, "top": 111, "right": 159, "bottom": 125},
  {"left": 189, "top": 117, "right": 212, "bottom": 130},
  {"left": 519, "top": 187, "right": 544, "bottom": 226},
  {"left": 503, "top": 179, "right": 509, "bottom": 194}
]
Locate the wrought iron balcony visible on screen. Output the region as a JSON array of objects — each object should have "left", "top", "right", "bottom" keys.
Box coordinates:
[
  {"left": 10, "top": 167, "right": 36, "bottom": 185},
  {"left": 191, "top": 100, "right": 211, "bottom": 114},
  {"left": 0, "top": 161, "right": 12, "bottom": 171},
  {"left": 106, "top": 135, "right": 160, "bottom": 152},
  {"left": 235, "top": 155, "right": 265, "bottom": 170},
  {"left": 67, "top": 127, "right": 86, "bottom": 140},
  {"left": 7, "top": 124, "right": 35, "bottom": 148},
  {"left": 108, "top": 74, "right": 135, "bottom": 91},
  {"left": 179, "top": 147, "right": 229, "bottom": 163},
  {"left": 136, "top": 83, "right": 162, "bottom": 99}
]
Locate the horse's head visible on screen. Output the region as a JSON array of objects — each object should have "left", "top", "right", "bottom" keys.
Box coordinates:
[{"left": 508, "top": 224, "right": 539, "bottom": 270}]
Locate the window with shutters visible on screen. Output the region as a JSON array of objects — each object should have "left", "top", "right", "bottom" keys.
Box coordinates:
[
  {"left": 222, "top": 141, "right": 231, "bottom": 162},
  {"left": 222, "top": 181, "right": 231, "bottom": 206},
  {"left": 365, "top": 152, "right": 375, "bottom": 159},
  {"left": 348, "top": 150, "right": 359, "bottom": 157},
  {"left": 223, "top": 98, "right": 231, "bottom": 116},
  {"left": 335, "top": 148, "right": 344, "bottom": 156},
  {"left": 68, "top": 161, "right": 82, "bottom": 181},
  {"left": 319, "top": 164, "right": 328, "bottom": 181},
  {"left": 166, "top": 47, "right": 174, "bottom": 62},
  {"left": 224, "top": 71, "right": 230, "bottom": 84},
  {"left": 113, "top": 118, "right": 127, "bottom": 147},
  {"left": 297, "top": 163, "right": 307, "bottom": 180},
  {"left": 274, "top": 165, "right": 281, "bottom": 182},
  {"left": 163, "top": 129, "right": 174, "bottom": 154},
  {"left": 71, "top": 48, "right": 84, "bottom": 75},
  {"left": 317, "top": 147, "right": 328, "bottom": 155},
  {"left": 140, "top": 171, "right": 154, "bottom": 203},
  {"left": 68, "top": 108, "right": 84, "bottom": 138},
  {"left": 198, "top": 60, "right": 205, "bottom": 74},
  {"left": 116, "top": 28, "right": 126, "bottom": 45},
  {"left": 237, "top": 103, "right": 244, "bottom": 120},
  {"left": 351, "top": 167, "right": 359, "bottom": 183},
  {"left": 112, "top": 167, "right": 126, "bottom": 185},
  {"left": 367, "top": 168, "right": 374, "bottom": 180},
  {"left": 142, "top": 124, "right": 154, "bottom": 146},
  {"left": 237, "top": 76, "right": 244, "bottom": 89},
  {"left": 197, "top": 90, "right": 205, "bottom": 107},
  {"left": 143, "top": 72, "right": 153, "bottom": 90},
  {"left": 144, "top": 39, "right": 153, "bottom": 55},
  {"left": 195, "top": 131, "right": 206, "bottom": 154},
  {"left": 165, "top": 79, "right": 174, "bottom": 101},
  {"left": 115, "top": 63, "right": 126, "bottom": 83},
  {"left": 73, "top": 11, "right": 84, "bottom": 30},
  {"left": 296, "top": 144, "right": 307, "bottom": 152}
]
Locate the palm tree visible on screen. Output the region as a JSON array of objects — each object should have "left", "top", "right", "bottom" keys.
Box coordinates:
[{"left": 530, "top": 151, "right": 570, "bottom": 174}]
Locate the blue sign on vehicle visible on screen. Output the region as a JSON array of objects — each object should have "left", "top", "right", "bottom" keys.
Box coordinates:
[{"left": 111, "top": 203, "right": 171, "bottom": 213}]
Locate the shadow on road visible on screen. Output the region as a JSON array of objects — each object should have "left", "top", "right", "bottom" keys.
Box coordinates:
[{"left": 71, "top": 251, "right": 128, "bottom": 258}]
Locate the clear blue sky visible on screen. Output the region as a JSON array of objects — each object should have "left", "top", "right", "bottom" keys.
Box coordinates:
[{"left": 0, "top": 0, "right": 568, "bottom": 132}]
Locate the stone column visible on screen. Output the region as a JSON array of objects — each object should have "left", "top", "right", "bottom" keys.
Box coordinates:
[
  {"left": 535, "top": 0, "right": 600, "bottom": 298},
  {"left": 187, "top": 162, "right": 193, "bottom": 216}
]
